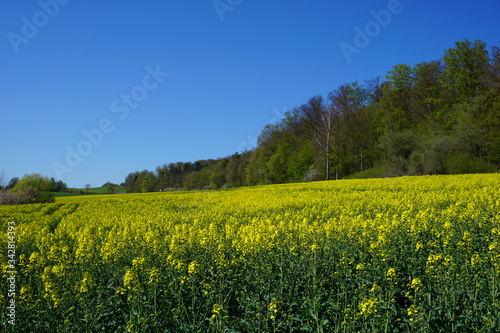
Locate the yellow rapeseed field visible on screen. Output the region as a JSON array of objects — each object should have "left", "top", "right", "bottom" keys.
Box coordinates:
[{"left": 1, "top": 174, "right": 499, "bottom": 332}]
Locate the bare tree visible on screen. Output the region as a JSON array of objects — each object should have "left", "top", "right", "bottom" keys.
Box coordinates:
[
  {"left": 330, "top": 83, "right": 368, "bottom": 173},
  {"left": 301, "top": 96, "right": 335, "bottom": 180},
  {"left": 365, "top": 76, "right": 384, "bottom": 105},
  {"left": 0, "top": 170, "right": 6, "bottom": 190},
  {"left": 84, "top": 184, "right": 91, "bottom": 194},
  {"left": 327, "top": 91, "right": 345, "bottom": 180}
]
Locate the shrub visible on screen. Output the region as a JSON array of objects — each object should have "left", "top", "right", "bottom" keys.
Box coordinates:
[
  {"left": 35, "top": 190, "right": 56, "bottom": 203},
  {"left": 0, "top": 187, "right": 39, "bottom": 205},
  {"left": 302, "top": 165, "right": 319, "bottom": 182},
  {"left": 1, "top": 173, "right": 55, "bottom": 205},
  {"left": 0, "top": 190, "right": 26, "bottom": 205},
  {"left": 349, "top": 165, "right": 389, "bottom": 179},
  {"left": 444, "top": 152, "right": 491, "bottom": 174}
]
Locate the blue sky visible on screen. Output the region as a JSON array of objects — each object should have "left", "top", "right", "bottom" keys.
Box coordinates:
[{"left": 1, "top": 0, "right": 499, "bottom": 188}]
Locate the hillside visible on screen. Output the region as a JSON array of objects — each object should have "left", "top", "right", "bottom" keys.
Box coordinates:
[{"left": 123, "top": 39, "right": 500, "bottom": 193}]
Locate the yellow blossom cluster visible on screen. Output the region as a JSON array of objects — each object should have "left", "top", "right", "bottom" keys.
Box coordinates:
[{"left": 0, "top": 173, "right": 499, "bottom": 331}]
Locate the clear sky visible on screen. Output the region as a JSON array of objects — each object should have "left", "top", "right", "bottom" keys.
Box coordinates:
[{"left": 1, "top": 0, "right": 499, "bottom": 188}]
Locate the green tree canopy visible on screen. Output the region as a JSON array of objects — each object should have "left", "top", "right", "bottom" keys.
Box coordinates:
[
  {"left": 12, "top": 173, "right": 53, "bottom": 192},
  {"left": 442, "top": 39, "right": 490, "bottom": 104}
]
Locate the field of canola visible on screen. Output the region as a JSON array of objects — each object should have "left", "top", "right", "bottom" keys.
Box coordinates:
[{"left": 1, "top": 174, "right": 500, "bottom": 332}]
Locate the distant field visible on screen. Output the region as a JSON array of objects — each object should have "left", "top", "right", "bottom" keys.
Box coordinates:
[
  {"left": 56, "top": 185, "right": 125, "bottom": 196},
  {"left": 51, "top": 192, "right": 83, "bottom": 197},
  {"left": 1, "top": 174, "right": 499, "bottom": 332}
]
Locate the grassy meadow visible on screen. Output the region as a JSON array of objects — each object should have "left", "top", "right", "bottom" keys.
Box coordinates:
[{"left": 56, "top": 186, "right": 125, "bottom": 197}]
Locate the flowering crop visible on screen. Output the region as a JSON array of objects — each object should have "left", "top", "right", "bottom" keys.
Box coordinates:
[{"left": 1, "top": 174, "right": 499, "bottom": 332}]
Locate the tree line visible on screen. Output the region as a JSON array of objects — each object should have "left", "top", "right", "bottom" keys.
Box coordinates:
[{"left": 120, "top": 39, "right": 498, "bottom": 192}]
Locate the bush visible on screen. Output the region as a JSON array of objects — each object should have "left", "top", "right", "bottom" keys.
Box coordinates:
[
  {"left": 0, "top": 188, "right": 55, "bottom": 205},
  {"left": 0, "top": 187, "right": 41, "bottom": 205},
  {"left": 444, "top": 152, "right": 492, "bottom": 174},
  {"left": 0, "top": 173, "right": 55, "bottom": 205},
  {"left": 379, "top": 130, "right": 420, "bottom": 174},
  {"left": 349, "top": 165, "right": 389, "bottom": 179},
  {"left": 36, "top": 190, "right": 56, "bottom": 204},
  {"left": 302, "top": 165, "right": 319, "bottom": 182},
  {"left": 0, "top": 190, "right": 27, "bottom": 205},
  {"left": 408, "top": 135, "right": 453, "bottom": 176}
]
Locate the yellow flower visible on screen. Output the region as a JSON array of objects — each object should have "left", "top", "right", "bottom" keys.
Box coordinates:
[
  {"left": 359, "top": 297, "right": 378, "bottom": 315},
  {"left": 80, "top": 272, "right": 95, "bottom": 293},
  {"left": 20, "top": 286, "right": 32, "bottom": 302},
  {"left": 443, "top": 221, "right": 453, "bottom": 229},
  {"left": 370, "top": 283, "right": 380, "bottom": 293},
  {"left": 124, "top": 269, "right": 136, "bottom": 287},
  {"left": 387, "top": 268, "right": 396, "bottom": 279},
  {"left": 407, "top": 305, "right": 418, "bottom": 316},
  {"left": 148, "top": 268, "right": 160, "bottom": 284},
  {"left": 132, "top": 257, "right": 146, "bottom": 267},
  {"left": 52, "top": 265, "right": 64, "bottom": 278},
  {"left": 269, "top": 298, "right": 278, "bottom": 314},
  {"left": 427, "top": 254, "right": 443, "bottom": 267},
  {"left": 188, "top": 261, "right": 199, "bottom": 275},
  {"left": 471, "top": 254, "right": 481, "bottom": 267},
  {"left": 212, "top": 303, "right": 223, "bottom": 317},
  {"left": 411, "top": 278, "right": 422, "bottom": 291}
]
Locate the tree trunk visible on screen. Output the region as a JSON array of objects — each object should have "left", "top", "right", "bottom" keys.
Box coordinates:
[
  {"left": 360, "top": 147, "right": 363, "bottom": 172},
  {"left": 326, "top": 132, "right": 330, "bottom": 180},
  {"left": 326, "top": 152, "right": 330, "bottom": 180},
  {"left": 360, "top": 133, "right": 364, "bottom": 172},
  {"left": 335, "top": 125, "right": 340, "bottom": 180}
]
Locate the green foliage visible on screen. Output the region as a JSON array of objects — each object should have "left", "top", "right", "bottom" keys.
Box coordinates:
[
  {"left": 124, "top": 170, "right": 158, "bottom": 193},
  {"left": 12, "top": 173, "right": 53, "bottom": 192},
  {"left": 349, "top": 165, "right": 389, "bottom": 179},
  {"left": 288, "top": 140, "right": 315, "bottom": 181},
  {"left": 140, "top": 174, "right": 156, "bottom": 193},
  {"left": 444, "top": 152, "right": 492, "bottom": 174},
  {"left": 484, "top": 92, "right": 500, "bottom": 164},
  {"left": 379, "top": 130, "right": 419, "bottom": 175},
  {"left": 50, "top": 177, "right": 68, "bottom": 192},
  {"left": 442, "top": 39, "right": 490, "bottom": 103},
  {"left": 386, "top": 63, "right": 412, "bottom": 92},
  {"left": 36, "top": 190, "right": 56, "bottom": 203},
  {"left": 411, "top": 60, "right": 447, "bottom": 124},
  {"left": 209, "top": 159, "right": 228, "bottom": 189}
]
